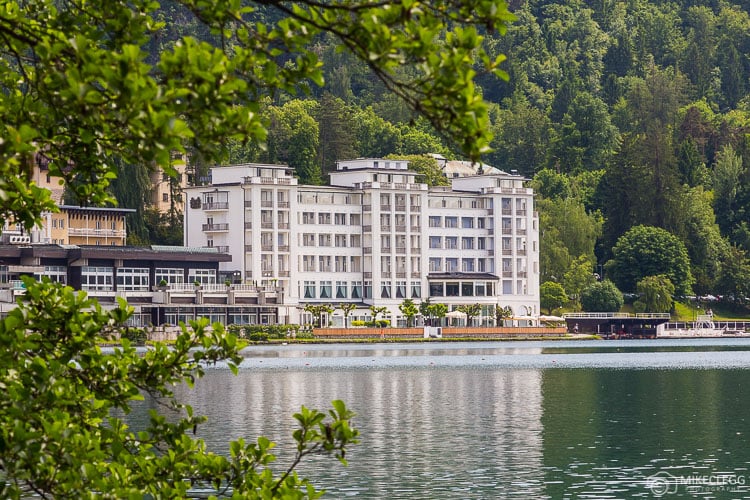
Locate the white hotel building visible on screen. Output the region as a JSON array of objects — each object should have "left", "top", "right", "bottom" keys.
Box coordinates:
[{"left": 183, "top": 159, "right": 539, "bottom": 326}]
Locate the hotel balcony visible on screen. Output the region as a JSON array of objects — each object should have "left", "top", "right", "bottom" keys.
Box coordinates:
[
  {"left": 203, "top": 202, "right": 229, "bottom": 210},
  {"left": 202, "top": 223, "right": 229, "bottom": 232},
  {"left": 68, "top": 228, "right": 126, "bottom": 238}
]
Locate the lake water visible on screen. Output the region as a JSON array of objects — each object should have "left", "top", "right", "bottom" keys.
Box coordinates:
[{"left": 137, "top": 340, "right": 750, "bottom": 498}]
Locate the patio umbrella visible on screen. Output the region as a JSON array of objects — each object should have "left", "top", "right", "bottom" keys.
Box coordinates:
[{"left": 446, "top": 310, "right": 467, "bottom": 319}]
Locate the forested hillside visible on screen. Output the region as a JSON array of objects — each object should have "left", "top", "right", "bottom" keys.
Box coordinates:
[{"left": 136, "top": 0, "right": 750, "bottom": 305}]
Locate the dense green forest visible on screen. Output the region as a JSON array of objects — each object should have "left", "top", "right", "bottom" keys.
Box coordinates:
[{"left": 131, "top": 0, "right": 750, "bottom": 306}]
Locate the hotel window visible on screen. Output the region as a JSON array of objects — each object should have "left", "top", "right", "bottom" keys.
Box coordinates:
[
  {"left": 429, "top": 258, "right": 441, "bottom": 272},
  {"left": 318, "top": 212, "right": 331, "bottom": 224},
  {"left": 351, "top": 281, "right": 363, "bottom": 299},
  {"left": 319, "top": 255, "right": 332, "bottom": 272},
  {"left": 475, "top": 283, "right": 486, "bottom": 296},
  {"left": 429, "top": 236, "right": 441, "bottom": 249},
  {"left": 381, "top": 235, "right": 391, "bottom": 249},
  {"left": 381, "top": 281, "right": 391, "bottom": 298},
  {"left": 445, "top": 216, "right": 458, "bottom": 228},
  {"left": 117, "top": 267, "right": 150, "bottom": 291},
  {"left": 349, "top": 213, "right": 361, "bottom": 226},
  {"left": 477, "top": 237, "right": 486, "bottom": 250},
  {"left": 446, "top": 258, "right": 458, "bottom": 272},
  {"left": 302, "top": 255, "right": 316, "bottom": 272},
  {"left": 446, "top": 282, "right": 459, "bottom": 296},
  {"left": 37, "top": 265, "right": 67, "bottom": 284},
  {"left": 364, "top": 281, "right": 372, "bottom": 299},
  {"left": 81, "top": 266, "right": 114, "bottom": 291},
  {"left": 462, "top": 259, "right": 475, "bottom": 272},
  {"left": 60, "top": 219, "right": 64, "bottom": 229},
  {"left": 319, "top": 234, "right": 332, "bottom": 247},
  {"left": 52, "top": 219, "right": 57, "bottom": 228},
  {"left": 411, "top": 281, "right": 421, "bottom": 298},
  {"left": 336, "top": 281, "right": 348, "bottom": 299},
  {"left": 350, "top": 234, "right": 361, "bottom": 247},
  {"left": 335, "top": 234, "right": 347, "bottom": 247},
  {"left": 350, "top": 256, "right": 362, "bottom": 272},
  {"left": 462, "top": 237, "right": 473, "bottom": 250},
  {"left": 162, "top": 193, "right": 168, "bottom": 202},
  {"left": 396, "top": 281, "right": 406, "bottom": 299},
  {"left": 445, "top": 236, "right": 457, "bottom": 249},
  {"left": 462, "top": 283, "right": 473, "bottom": 296},
  {"left": 188, "top": 268, "right": 216, "bottom": 284},
  {"left": 155, "top": 267, "right": 184, "bottom": 285},
  {"left": 429, "top": 282, "right": 444, "bottom": 297},
  {"left": 462, "top": 217, "right": 474, "bottom": 229},
  {"left": 335, "top": 256, "right": 347, "bottom": 272},
  {"left": 428, "top": 216, "right": 441, "bottom": 228},
  {"left": 304, "top": 281, "right": 316, "bottom": 299},
  {"left": 320, "top": 281, "right": 332, "bottom": 299},
  {"left": 302, "top": 233, "right": 315, "bottom": 246},
  {"left": 334, "top": 213, "right": 347, "bottom": 225},
  {"left": 302, "top": 212, "right": 315, "bottom": 224}
]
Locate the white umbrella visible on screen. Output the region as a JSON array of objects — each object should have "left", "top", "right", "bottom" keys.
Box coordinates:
[{"left": 446, "top": 310, "right": 467, "bottom": 319}]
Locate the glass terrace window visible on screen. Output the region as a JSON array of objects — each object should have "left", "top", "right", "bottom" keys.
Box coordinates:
[
  {"left": 81, "top": 266, "right": 113, "bottom": 291},
  {"left": 117, "top": 267, "right": 150, "bottom": 291},
  {"left": 155, "top": 268, "right": 184, "bottom": 285}
]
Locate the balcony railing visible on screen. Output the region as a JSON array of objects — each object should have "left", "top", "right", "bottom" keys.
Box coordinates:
[
  {"left": 202, "top": 223, "right": 229, "bottom": 232},
  {"left": 244, "top": 222, "right": 252, "bottom": 230},
  {"left": 203, "top": 202, "right": 229, "bottom": 210},
  {"left": 68, "top": 228, "right": 126, "bottom": 237}
]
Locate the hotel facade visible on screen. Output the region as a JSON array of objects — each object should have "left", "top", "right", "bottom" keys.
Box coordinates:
[{"left": 184, "top": 159, "right": 540, "bottom": 327}]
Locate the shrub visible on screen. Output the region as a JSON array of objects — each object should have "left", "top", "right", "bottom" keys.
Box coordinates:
[
  {"left": 121, "top": 327, "right": 147, "bottom": 346},
  {"left": 351, "top": 320, "right": 366, "bottom": 327}
]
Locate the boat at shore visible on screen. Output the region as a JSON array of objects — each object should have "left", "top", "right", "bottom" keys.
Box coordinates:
[{"left": 656, "top": 314, "right": 750, "bottom": 338}]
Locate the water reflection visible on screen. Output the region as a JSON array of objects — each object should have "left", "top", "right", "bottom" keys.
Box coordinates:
[{"left": 129, "top": 341, "right": 750, "bottom": 498}]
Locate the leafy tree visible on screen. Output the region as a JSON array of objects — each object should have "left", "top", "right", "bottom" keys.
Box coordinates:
[
  {"left": 353, "top": 107, "right": 401, "bottom": 158},
  {"left": 489, "top": 96, "right": 552, "bottom": 176},
  {"left": 564, "top": 255, "right": 596, "bottom": 308},
  {"left": 317, "top": 93, "right": 357, "bottom": 176},
  {"left": 266, "top": 99, "right": 322, "bottom": 185},
  {"left": 369, "top": 305, "right": 389, "bottom": 323},
  {"left": 633, "top": 275, "right": 675, "bottom": 313},
  {"left": 428, "top": 302, "right": 448, "bottom": 325},
  {"left": 715, "top": 245, "right": 750, "bottom": 307},
  {"left": 456, "top": 304, "right": 482, "bottom": 326},
  {"left": 531, "top": 169, "right": 572, "bottom": 200},
  {"left": 398, "top": 299, "right": 419, "bottom": 327},
  {"left": 713, "top": 145, "right": 746, "bottom": 246},
  {"left": 548, "top": 91, "right": 619, "bottom": 173},
  {"left": 495, "top": 305, "right": 513, "bottom": 326},
  {"left": 388, "top": 154, "right": 448, "bottom": 187},
  {"left": 580, "top": 280, "right": 624, "bottom": 312},
  {"left": 606, "top": 225, "right": 693, "bottom": 295},
  {"left": 0, "top": 280, "right": 358, "bottom": 497},
  {"left": 340, "top": 302, "right": 357, "bottom": 328},
  {"left": 143, "top": 206, "right": 184, "bottom": 246},
  {"left": 541, "top": 281, "right": 568, "bottom": 314},
  {"left": 305, "top": 303, "right": 334, "bottom": 328}
]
